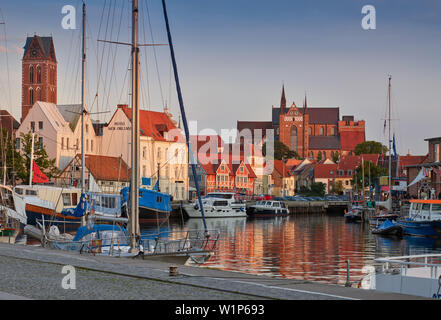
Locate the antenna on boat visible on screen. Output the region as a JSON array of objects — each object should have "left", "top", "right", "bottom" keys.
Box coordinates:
[
  {"left": 387, "top": 75, "right": 392, "bottom": 208},
  {"left": 161, "top": 0, "right": 209, "bottom": 237}
]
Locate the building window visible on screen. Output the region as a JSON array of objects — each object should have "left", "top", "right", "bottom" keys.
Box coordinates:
[
  {"left": 308, "top": 127, "right": 312, "bottom": 135},
  {"left": 37, "top": 66, "right": 41, "bottom": 83},
  {"left": 433, "top": 143, "right": 439, "bottom": 161},
  {"left": 142, "top": 147, "right": 146, "bottom": 159},
  {"left": 61, "top": 137, "right": 64, "bottom": 150},
  {"left": 331, "top": 127, "right": 335, "bottom": 135},
  {"left": 15, "top": 138, "right": 20, "bottom": 150},
  {"left": 319, "top": 127, "right": 324, "bottom": 136},
  {"left": 66, "top": 138, "right": 69, "bottom": 150},
  {"left": 29, "top": 88, "right": 34, "bottom": 105},
  {"left": 38, "top": 137, "right": 43, "bottom": 149},
  {"left": 86, "top": 139, "right": 89, "bottom": 152},
  {"left": 37, "top": 88, "right": 42, "bottom": 101},
  {"left": 91, "top": 140, "right": 94, "bottom": 152},
  {"left": 30, "top": 121, "right": 35, "bottom": 132},
  {"left": 76, "top": 139, "right": 79, "bottom": 150},
  {"left": 29, "top": 66, "right": 34, "bottom": 83}
]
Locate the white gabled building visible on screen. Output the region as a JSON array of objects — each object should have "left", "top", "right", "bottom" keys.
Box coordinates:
[
  {"left": 100, "top": 105, "right": 188, "bottom": 201},
  {"left": 15, "top": 101, "right": 100, "bottom": 171}
]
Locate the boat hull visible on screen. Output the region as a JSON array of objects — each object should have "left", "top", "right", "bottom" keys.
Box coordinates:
[
  {"left": 345, "top": 215, "right": 361, "bottom": 223},
  {"left": 25, "top": 204, "right": 81, "bottom": 231},
  {"left": 182, "top": 204, "right": 247, "bottom": 218},
  {"left": 139, "top": 206, "right": 170, "bottom": 225},
  {"left": 396, "top": 219, "right": 441, "bottom": 238},
  {"left": 246, "top": 207, "right": 289, "bottom": 218}
]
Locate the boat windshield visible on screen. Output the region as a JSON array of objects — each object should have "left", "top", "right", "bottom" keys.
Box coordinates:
[{"left": 205, "top": 193, "right": 233, "bottom": 200}]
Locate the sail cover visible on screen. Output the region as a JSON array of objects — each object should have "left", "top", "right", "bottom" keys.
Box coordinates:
[{"left": 408, "top": 167, "right": 431, "bottom": 187}]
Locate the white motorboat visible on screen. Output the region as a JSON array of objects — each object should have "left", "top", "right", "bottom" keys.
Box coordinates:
[
  {"left": 246, "top": 200, "right": 289, "bottom": 217},
  {"left": 183, "top": 192, "right": 247, "bottom": 218}
]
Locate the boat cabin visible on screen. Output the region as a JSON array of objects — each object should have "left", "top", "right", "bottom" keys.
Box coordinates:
[
  {"left": 409, "top": 200, "right": 441, "bottom": 221},
  {"left": 87, "top": 192, "right": 123, "bottom": 217},
  {"left": 14, "top": 185, "right": 82, "bottom": 212}
]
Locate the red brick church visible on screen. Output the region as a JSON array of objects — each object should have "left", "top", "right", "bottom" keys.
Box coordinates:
[
  {"left": 237, "top": 86, "right": 366, "bottom": 160},
  {"left": 21, "top": 35, "right": 57, "bottom": 122}
]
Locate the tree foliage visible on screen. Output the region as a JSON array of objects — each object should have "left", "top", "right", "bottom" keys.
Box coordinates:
[
  {"left": 352, "top": 160, "right": 388, "bottom": 189},
  {"left": 15, "top": 132, "right": 59, "bottom": 184},
  {"left": 262, "top": 140, "right": 300, "bottom": 161},
  {"left": 354, "top": 141, "right": 388, "bottom": 155}
]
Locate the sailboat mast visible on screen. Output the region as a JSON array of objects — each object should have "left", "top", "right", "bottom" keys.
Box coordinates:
[
  {"left": 130, "top": 0, "right": 140, "bottom": 250},
  {"left": 81, "top": 2, "right": 86, "bottom": 226},
  {"left": 388, "top": 76, "right": 392, "bottom": 201}
]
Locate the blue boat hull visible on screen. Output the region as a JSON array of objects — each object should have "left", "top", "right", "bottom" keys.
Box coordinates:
[
  {"left": 26, "top": 210, "right": 81, "bottom": 231},
  {"left": 396, "top": 219, "right": 441, "bottom": 238}
]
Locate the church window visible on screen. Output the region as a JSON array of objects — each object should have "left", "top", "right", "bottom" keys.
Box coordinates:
[
  {"left": 290, "top": 126, "right": 298, "bottom": 152},
  {"left": 29, "top": 88, "right": 34, "bottom": 105},
  {"left": 331, "top": 127, "right": 336, "bottom": 135},
  {"left": 37, "top": 66, "right": 41, "bottom": 83},
  {"left": 29, "top": 66, "right": 34, "bottom": 83}
]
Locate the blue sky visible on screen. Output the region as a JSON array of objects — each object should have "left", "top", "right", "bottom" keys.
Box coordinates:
[{"left": 0, "top": 0, "right": 440, "bottom": 155}]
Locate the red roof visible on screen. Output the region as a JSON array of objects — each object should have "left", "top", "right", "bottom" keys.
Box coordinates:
[
  {"left": 119, "top": 105, "right": 182, "bottom": 142},
  {"left": 338, "top": 154, "right": 379, "bottom": 171},
  {"left": 399, "top": 155, "right": 426, "bottom": 170},
  {"left": 314, "top": 164, "right": 338, "bottom": 179},
  {"left": 273, "top": 160, "right": 293, "bottom": 177},
  {"left": 84, "top": 154, "right": 130, "bottom": 182}
]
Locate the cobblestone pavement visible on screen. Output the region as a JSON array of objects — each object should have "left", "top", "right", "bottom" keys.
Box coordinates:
[{"left": 0, "top": 255, "right": 259, "bottom": 300}]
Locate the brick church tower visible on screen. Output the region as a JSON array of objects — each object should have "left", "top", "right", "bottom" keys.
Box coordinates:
[{"left": 21, "top": 35, "right": 57, "bottom": 122}]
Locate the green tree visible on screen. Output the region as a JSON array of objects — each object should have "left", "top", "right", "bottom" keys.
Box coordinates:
[
  {"left": 310, "top": 182, "right": 326, "bottom": 196},
  {"left": 352, "top": 161, "right": 388, "bottom": 189},
  {"left": 0, "top": 128, "right": 23, "bottom": 185},
  {"left": 262, "top": 140, "right": 300, "bottom": 161},
  {"left": 354, "top": 141, "right": 388, "bottom": 155},
  {"left": 16, "top": 132, "right": 59, "bottom": 184},
  {"left": 331, "top": 180, "right": 344, "bottom": 195},
  {"left": 332, "top": 151, "right": 341, "bottom": 163}
]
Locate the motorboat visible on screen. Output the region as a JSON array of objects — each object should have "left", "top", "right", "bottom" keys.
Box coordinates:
[
  {"left": 0, "top": 185, "right": 27, "bottom": 244},
  {"left": 14, "top": 185, "right": 83, "bottom": 230},
  {"left": 371, "top": 219, "right": 403, "bottom": 236},
  {"left": 121, "top": 187, "right": 171, "bottom": 225},
  {"left": 183, "top": 192, "right": 247, "bottom": 218},
  {"left": 396, "top": 199, "right": 441, "bottom": 238},
  {"left": 246, "top": 200, "right": 289, "bottom": 217},
  {"left": 344, "top": 205, "right": 363, "bottom": 223}
]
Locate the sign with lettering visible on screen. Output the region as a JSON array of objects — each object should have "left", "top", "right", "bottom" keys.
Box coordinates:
[{"left": 109, "top": 121, "right": 131, "bottom": 131}]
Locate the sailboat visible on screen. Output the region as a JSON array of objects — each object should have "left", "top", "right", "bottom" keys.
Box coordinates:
[
  {"left": 46, "top": 0, "right": 219, "bottom": 261},
  {"left": 370, "top": 76, "right": 401, "bottom": 233}
]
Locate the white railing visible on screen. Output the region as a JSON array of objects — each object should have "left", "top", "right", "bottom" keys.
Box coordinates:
[{"left": 375, "top": 254, "right": 441, "bottom": 278}]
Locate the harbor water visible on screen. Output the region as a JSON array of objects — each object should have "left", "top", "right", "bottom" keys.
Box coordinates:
[
  {"left": 141, "top": 213, "right": 441, "bottom": 287},
  {"left": 20, "top": 212, "right": 441, "bottom": 287}
]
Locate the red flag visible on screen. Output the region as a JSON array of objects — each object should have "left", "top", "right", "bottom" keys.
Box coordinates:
[{"left": 32, "top": 160, "right": 49, "bottom": 183}]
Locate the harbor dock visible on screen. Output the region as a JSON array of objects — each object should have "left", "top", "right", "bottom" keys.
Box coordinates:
[{"left": 0, "top": 243, "right": 426, "bottom": 300}]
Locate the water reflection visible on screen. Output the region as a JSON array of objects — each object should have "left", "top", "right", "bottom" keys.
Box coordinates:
[
  {"left": 17, "top": 213, "right": 441, "bottom": 286},
  {"left": 154, "top": 214, "right": 441, "bottom": 286}
]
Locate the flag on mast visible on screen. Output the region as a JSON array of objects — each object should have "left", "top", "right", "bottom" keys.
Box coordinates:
[{"left": 32, "top": 160, "right": 49, "bottom": 183}]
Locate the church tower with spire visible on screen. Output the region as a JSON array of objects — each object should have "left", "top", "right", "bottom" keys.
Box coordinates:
[{"left": 21, "top": 35, "right": 57, "bottom": 122}]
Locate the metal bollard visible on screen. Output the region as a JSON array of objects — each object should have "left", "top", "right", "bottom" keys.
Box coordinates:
[
  {"left": 345, "top": 259, "right": 351, "bottom": 287},
  {"left": 169, "top": 265, "right": 179, "bottom": 276}
]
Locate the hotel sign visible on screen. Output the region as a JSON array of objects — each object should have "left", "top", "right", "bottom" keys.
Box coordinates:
[{"left": 109, "top": 121, "right": 131, "bottom": 131}]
